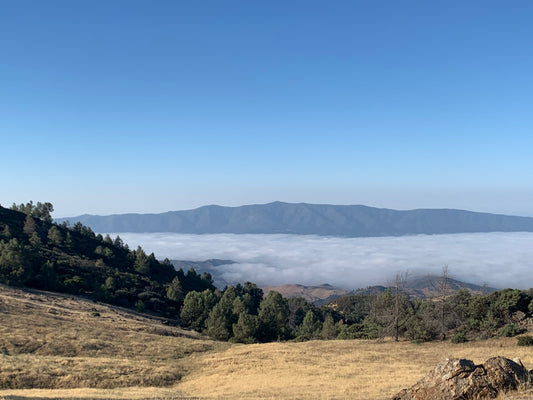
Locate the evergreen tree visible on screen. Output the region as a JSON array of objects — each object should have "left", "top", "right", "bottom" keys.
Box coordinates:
[
  {"left": 103, "top": 276, "right": 116, "bottom": 291},
  {"left": 35, "top": 260, "right": 59, "bottom": 290},
  {"left": 166, "top": 277, "right": 184, "bottom": 303},
  {"left": 113, "top": 235, "right": 124, "bottom": 248},
  {"left": 133, "top": 246, "right": 150, "bottom": 275},
  {"left": 243, "top": 281, "right": 263, "bottom": 314},
  {"left": 321, "top": 313, "right": 338, "bottom": 340},
  {"left": 103, "top": 247, "right": 114, "bottom": 259},
  {"left": 258, "top": 291, "right": 290, "bottom": 342},
  {"left": 0, "top": 239, "right": 29, "bottom": 285},
  {"left": 205, "top": 286, "right": 238, "bottom": 340},
  {"left": 23, "top": 215, "right": 36, "bottom": 236},
  {"left": 1, "top": 224, "right": 11, "bottom": 239},
  {"left": 232, "top": 312, "right": 259, "bottom": 343},
  {"left": 232, "top": 297, "right": 247, "bottom": 315},
  {"left": 180, "top": 289, "right": 217, "bottom": 331},
  {"left": 33, "top": 202, "right": 54, "bottom": 222},
  {"left": 298, "top": 310, "right": 321, "bottom": 340},
  {"left": 47, "top": 226, "right": 63, "bottom": 246},
  {"left": 63, "top": 231, "right": 73, "bottom": 248},
  {"left": 29, "top": 231, "right": 43, "bottom": 248}
]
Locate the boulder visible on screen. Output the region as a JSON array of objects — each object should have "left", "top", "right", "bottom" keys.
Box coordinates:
[{"left": 392, "top": 356, "right": 530, "bottom": 400}]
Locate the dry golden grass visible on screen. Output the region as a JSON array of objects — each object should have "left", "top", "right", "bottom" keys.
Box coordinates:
[
  {"left": 1, "top": 284, "right": 533, "bottom": 400},
  {"left": 174, "top": 337, "right": 533, "bottom": 400},
  {"left": 0, "top": 284, "right": 228, "bottom": 391}
]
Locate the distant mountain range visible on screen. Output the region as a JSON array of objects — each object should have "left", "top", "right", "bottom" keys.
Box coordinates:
[
  {"left": 58, "top": 202, "right": 533, "bottom": 237},
  {"left": 263, "top": 284, "right": 351, "bottom": 305},
  {"left": 265, "top": 277, "right": 497, "bottom": 305}
]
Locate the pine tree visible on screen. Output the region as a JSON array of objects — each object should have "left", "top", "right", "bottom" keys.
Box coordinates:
[
  {"left": 166, "top": 277, "right": 184, "bottom": 303},
  {"left": 258, "top": 291, "right": 290, "bottom": 342},
  {"left": 298, "top": 310, "right": 321, "bottom": 340},
  {"left": 0, "top": 238, "right": 28, "bottom": 285},
  {"left": 205, "top": 287, "right": 237, "bottom": 340},
  {"left": 23, "top": 215, "right": 36, "bottom": 235},
  {"left": 1, "top": 224, "right": 11, "bottom": 239},
  {"left": 64, "top": 232, "right": 73, "bottom": 248},
  {"left": 180, "top": 289, "right": 217, "bottom": 331},
  {"left": 321, "top": 314, "right": 338, "bottom": 340},
  {"left": 232, "top": 312, "right": 259, "bottom": 343},
  {"left": 29, "top": 232, "right": 42, "bottom": 248},
  {"left": 133, "top": 246, "right": 150, "bottom": 275},
  {"left": 47, "top": 226, "right": 63, "bottom": 246}
]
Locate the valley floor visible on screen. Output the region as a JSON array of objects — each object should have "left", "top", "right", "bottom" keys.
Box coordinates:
[{"left": 1, "top": 285, "right": 533, "bottom": 400}]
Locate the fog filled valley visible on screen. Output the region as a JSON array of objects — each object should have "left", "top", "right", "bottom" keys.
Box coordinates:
[{"left": 111, "top": 231, "right": 533, "bottom": 290}]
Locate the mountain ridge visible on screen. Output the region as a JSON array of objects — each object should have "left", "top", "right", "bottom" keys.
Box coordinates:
[
  {"left": 263, "top": 277, "right": 497, "bottom": 305},
  {"left": 57, "top": 201, "right": 533, "bottom": 237}
]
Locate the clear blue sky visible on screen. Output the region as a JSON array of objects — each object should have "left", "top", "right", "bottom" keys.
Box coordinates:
[{"left": 2, "top": 0, "right": 533, "bottom": 217}]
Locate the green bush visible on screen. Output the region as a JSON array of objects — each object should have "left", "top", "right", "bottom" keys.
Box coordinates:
[
  {"left": 499, "top": 323, "right": 523, "bottom": 337},
  {"left": 451, "top": 331, "right": 468, "bottom": 343},
  {"left": 517, "top": 336, "right": 533, "bottom": 346},
  {"left": 135, "top": 299, "right": 146, "bottom": 312}
]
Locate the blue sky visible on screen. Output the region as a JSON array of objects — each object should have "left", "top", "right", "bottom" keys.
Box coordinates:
[{"left": 2, "top": 1, "right": 533, "bottom": 217}]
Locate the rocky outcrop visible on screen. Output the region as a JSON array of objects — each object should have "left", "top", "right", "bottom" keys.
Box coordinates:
[{"left": 393, "top": 356, "right": 530, "bottom": 400}]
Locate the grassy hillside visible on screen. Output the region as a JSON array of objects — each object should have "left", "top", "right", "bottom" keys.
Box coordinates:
[
  {"left": 1, "top": 285, "right": 533, "bottom": 399},
  {"left": 0, "top": 284, "right": 226, "bottom": 390}
]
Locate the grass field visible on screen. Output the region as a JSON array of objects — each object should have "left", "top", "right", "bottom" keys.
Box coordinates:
[{"left": 1, "top": 285, "right": 532, "bottom": 400}]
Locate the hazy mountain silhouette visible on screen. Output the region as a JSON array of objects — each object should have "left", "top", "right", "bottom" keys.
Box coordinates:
[{"left": 58, "top": 202, "right": 533, "bottom": 237}]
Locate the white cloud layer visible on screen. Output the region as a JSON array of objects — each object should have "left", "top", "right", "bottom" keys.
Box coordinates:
[{"left": 109, "top": 232, "right": 533, "bottom": 290}]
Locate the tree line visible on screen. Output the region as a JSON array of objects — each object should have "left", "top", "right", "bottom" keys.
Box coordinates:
[{"left": 177, "top": 278, "right": 533, "bottom": 343}]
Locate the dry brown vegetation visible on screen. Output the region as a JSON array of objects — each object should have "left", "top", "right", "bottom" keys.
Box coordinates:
[
  {"left": 1, "top": 284, "right": 533, "bottom": 400},
  {"left": 0, "top": 284, "right": 228, "bottom": 392}
]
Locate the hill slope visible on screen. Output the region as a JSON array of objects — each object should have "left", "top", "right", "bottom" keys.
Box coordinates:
[
  {"left": 263, "top": 283, "right": 351, "bottom": 305},
  {"left": 265, "top": 277, "right": 497, "bottom": 305},
  {"left": 0, "top": 284, "right": 224, "bottom": 390},
  {"left": 1, "top": 284, "right": 532, "bottom": 399},
  {"left": 58, "top": 202, "right": 533, "bottom": 236},
  {"left": 0, "top": 204, "right": 215, "bottom": 316}
]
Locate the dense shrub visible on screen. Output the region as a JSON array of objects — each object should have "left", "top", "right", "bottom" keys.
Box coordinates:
[
  {"left": 451, "top": 331, "right": 468, "bottom": 343},
  {"left": 517, "top": 336, "right": 533, "bottom": 346},
  {"left": 499, "top": 323, "right": 523, "bottom": 337}
]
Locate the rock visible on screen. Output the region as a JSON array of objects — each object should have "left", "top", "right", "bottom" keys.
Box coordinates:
[
  {"left": 392, "top": 356, "right": 530, "bottom": 400},
  {"left": 512, "top": 311, "right": 527, "bottom": 322}
]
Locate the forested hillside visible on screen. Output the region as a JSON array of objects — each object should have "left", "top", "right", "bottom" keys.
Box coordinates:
[{"left": 0, "top": 202, "right": 214, "bottom": 317}]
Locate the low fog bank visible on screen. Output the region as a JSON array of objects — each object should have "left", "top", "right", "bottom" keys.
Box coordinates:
[{"left": 108, "top": 232, "right": 533, "bottom": 290}]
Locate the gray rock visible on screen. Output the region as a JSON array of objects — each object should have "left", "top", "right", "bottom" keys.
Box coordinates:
[{"left": 392, "top": 356, "right": 530, "bottom": 400}]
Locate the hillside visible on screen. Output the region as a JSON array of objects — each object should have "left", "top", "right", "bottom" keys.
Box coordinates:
[
  {"left": 0, "top": 283, "right": 225, "bottom": 390},
  {"left": 57, "top": 201, "right": 533, "bottom": 237},
  {"left": 263, "top": 277, "right": 497, "bottom": 306},
  {"left": 263, "top": 283, "right": 351, "bottom": 305},
  {"left": 0, "top": 203, "right": 215, "bottom": 317},
  {"left": 405, "top": 275, "right": 497, "bottom": 297},
  {"left": 1, "top": 284, "right": 533, "bottom": 399}
]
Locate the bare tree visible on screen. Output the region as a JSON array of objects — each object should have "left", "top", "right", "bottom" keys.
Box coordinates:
[
  {"left": 392, "top": 271, "right": 409, "bottom": 341},
  {"left": 437, "top": 265, "right": 450, "bottom": 340},
  {"left": 370, "top": 271, "right": 410, "bottom": 341},
  {"left": 426, "top": 265, "right": 453, "bottom": 340}
]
